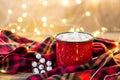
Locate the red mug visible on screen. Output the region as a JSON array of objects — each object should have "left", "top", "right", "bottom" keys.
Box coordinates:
[{"left": 56, "top": 32, "right": 93, "bottom": 66}]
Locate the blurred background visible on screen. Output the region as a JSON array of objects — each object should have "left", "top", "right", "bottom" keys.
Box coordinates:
[{"left": 0, "top": 0, "right": 120, "bottom": 41}]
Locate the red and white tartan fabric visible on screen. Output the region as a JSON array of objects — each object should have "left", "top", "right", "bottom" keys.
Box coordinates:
[{"left": 0, "top": 30, "right": 120, "bottom": 80}]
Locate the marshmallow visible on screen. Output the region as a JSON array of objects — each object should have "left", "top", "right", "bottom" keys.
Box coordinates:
[{"left": 56, "top": 32, "right": 93, "bottom": 42}]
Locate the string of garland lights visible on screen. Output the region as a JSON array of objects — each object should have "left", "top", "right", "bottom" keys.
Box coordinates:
[
  {"left": 0, "top": 1, "right": 120, "bottom": 80},
  {"left": 0, "top": 0, "right": 119, "bottom": 41}
]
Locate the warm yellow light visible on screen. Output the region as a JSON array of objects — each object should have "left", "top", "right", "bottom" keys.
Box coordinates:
[
  {"left": 76, "top": 0, "right": 82, "bottom": 4},
  {"left": 34, "top": 28, "right": 38, "bottom": 32},
  {"left": 37, "top": 31, "right": 41, "bottom": 35},
  {"left": 85, "top": 11, "right": 91, "bottom": 16},
  {"left": 80, "top": 27, "right": 84, "bottom": 32},
  {"left": 93, "top": 30, "right": 100, "bottom": 37},
  {"left": 95, "top": 30, "right": 100, "bottom": 34},
  {"left": 17, "top": 26, "right": 21, "bottom": 30},
  {"left": 21, "top": 3, "right": 27, "bottom": 9},
  {"left": 22, "top": 12, "right": 27, "bottom": 17},
  {"left": 92, "top": 0, "right": 100, "bottom": 4},
  {"left": 114, "top": 42, "right": 119, "bottom": 52},
  {"left": 101, "top": 27, "right": 107, "bottom": 32},
  {"left": 22, "top": 28, "right": 26, "bottom": 32},
  {"left": 91, "top": 0, "right": 100, "bottom": 6},
  {"left": 43, "top": 22, "right": 47, "bottom": 27},
  {"left": 41, "top": 16, "right": 47, "bottom": 22},
  {"left": 62, "top": 0, "right": 69, "bottom": 6},
  {"left": 53, "top": 35, "right": 56, "bottom": 38},
  {"left": 17, "top": 17, "right": 23, "bottom": 23},
  {"left": 8, "top": 9, "right": 12, "bottom": 14},
  {"left": 76, "top": 28, "right": 80, "bottom": 32},
  {"left": 50, "top": 24, "right": 54, "bottom": 28},
  {"left": 42, "top": 0, "right": 48, "bottom": 6},
  {"left": 0, "top": 70, "right": 6, "bottom": 73},
  {"left": 69, "top": 28, "right": 75, "bottom": 32},
  {"left": 62, "top": 18, "right": 67, "bottom": 23},
  {"left": 115, "top": 42, "right": 119, "bottom": 47},
  {"left": 11, "top": 29, "right": 15, "bottom": 33}
]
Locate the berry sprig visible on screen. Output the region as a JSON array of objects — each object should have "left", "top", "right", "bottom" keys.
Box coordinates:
[{"left": 32, "top": 53, "right": 52, "bottom": 74}]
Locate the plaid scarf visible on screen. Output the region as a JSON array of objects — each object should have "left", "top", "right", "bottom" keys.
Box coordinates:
[
  {"left": 1, "top": 30, "right": 37, "bottom": 44},
  {"left": 0, "top": 30, "right": 119, "bottom": 80}
]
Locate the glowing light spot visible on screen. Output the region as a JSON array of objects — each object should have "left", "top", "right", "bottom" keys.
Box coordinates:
[
  {"left": 92, "top": 0, "right": 100, "bottom": 4},
  {"left": 43, "top": 22, "right": 47, "bottom": 27},
  {"left": 22, "top": 12, "right": 27, "bottom": 17},
  {"left": 90, "top": 0, "right": 100, "bottom": 6},
  {"left": 76, "top": 0, "right": 82, "bottom": 4},
  {"left": 93, "top": 30, "right": 100, "bottom": 37},
  {"left": 17, "top": 17, "right": 23, "bottom": 23},
  {"left": 37, "top": 31, "right": 41, "bottom": 35},
  {"left": 11, "top": 29, "right": 15, "bottom": 33},
  {"left": 101, "top": 27, "right": 107, "bottom": 32},
  {"left": 76, "top": 28, "right": 80, "bottom": 32},
  {"left": 62, "top": 18, "right": 67, "bottom": 23},
  {"left": 0, "top": 70, "right": 6, "bottom": 73},
  {"left": 114, "top": 42, "right": 119, "bottom": 52},
  {"left": 17, "top": 26, "right": 21, "bottom": 30},
  {"left": 62, "top": 0, "right": 69, "bottom": 6},
  {"left": 69, "top": 28, "right": 75, "bottom": 32},
  {"left": 21, "top": 3, "right": 27, "bottom": 9},
  {"left": 50, "top": 24, "right": 54, "bottom": 28},
  {"left": 53, "top": 35, "right": 56, "bottom": 38},
  {"left": 115, "top": 42, "right": 119, "bottom": 47},
  {"left": 22, "top": 28, "right": 26, "bottom": 32},
  {"left": 34, "top": 28, "right": 38, "bottom": 32},
  {"left": 41, "top": 16, "right": 47, "bottom": 22},
  {"left": 80, "top": 27, "right": 84, "bottom": 32},
  {"left": 8, "top": 9, "right": 12, "bottom": 14},
  {"left": 96, "top": 30, "right": 100, "bottom": 34},
  {"left": 42, "top": 1, "right": 48, "bottom": 6},
  {"left": 85, "top": 11, "right": 91, "bottom": 16}
]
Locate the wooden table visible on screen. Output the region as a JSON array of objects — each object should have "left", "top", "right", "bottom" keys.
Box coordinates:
[{"left": 0, "top": 73, "right": 32, "bottom": 80}]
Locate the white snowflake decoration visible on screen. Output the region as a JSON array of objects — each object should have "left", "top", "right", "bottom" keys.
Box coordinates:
[{"left": 32, "top": 52, "right": 52, "bottom": 74}]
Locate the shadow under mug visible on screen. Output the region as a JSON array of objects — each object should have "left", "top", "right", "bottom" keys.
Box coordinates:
[{"left": 55, "top": 32, "right": 93, "bottom": 66}]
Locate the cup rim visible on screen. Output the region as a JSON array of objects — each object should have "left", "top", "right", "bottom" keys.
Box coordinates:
[{"left": 55, "top": 32, "right": 94, "bottom": 43}]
